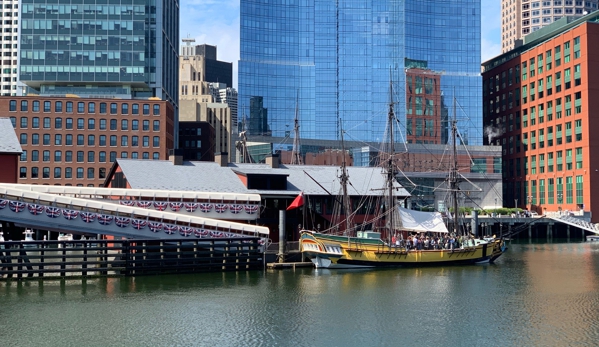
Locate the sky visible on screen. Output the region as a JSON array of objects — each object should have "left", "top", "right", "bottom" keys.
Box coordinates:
[{"left": 180, "top": 1, "right": 503, "bottom": 89}]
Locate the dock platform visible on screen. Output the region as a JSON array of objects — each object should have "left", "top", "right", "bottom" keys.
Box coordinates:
[{"left": 267, "top": 262, "right": 313, "bottom": 269}]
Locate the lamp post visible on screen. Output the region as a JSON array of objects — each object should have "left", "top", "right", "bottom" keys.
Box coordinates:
[{"left": 557, "top": 193, "right": 563, "bottom": 212}]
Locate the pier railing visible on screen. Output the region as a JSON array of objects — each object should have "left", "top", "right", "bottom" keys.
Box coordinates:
[{"left": 0, "top": 238, "right": 262, "bottom": 280}]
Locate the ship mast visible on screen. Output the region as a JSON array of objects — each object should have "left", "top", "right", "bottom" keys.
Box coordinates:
[
  {"left": 291, "top": 90, "right": 302, "bottom": 165},
  {"left": 339, "top": 118, "right": 352, "bottom": 235},
  {"left": 387, "top": 77, "right": 395, "bottom": 241},
  {"left": 449, "top": 98, "right": 460, "bottom": 235}
]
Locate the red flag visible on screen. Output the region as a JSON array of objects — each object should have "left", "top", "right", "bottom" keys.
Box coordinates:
[{"left": 287, "top": 192, "right": 304, "bottom": 210}]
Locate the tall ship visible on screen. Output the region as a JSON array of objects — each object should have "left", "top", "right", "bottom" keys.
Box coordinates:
[{"left": 299, "top": 82, "right": 506, "bottom": 268}]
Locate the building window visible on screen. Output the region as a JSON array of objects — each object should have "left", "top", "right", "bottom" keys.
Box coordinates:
[
  {"left": 77, "top": 134, "right": 84, "bottom": 146},
  {"left": 110, "top": 103, "right": 117, "bottom": 114},
  {"left": 43, "top": 101, "right": 51, "bottom": 112},
  {"left": 99, "top": 135, "right": 106, "bottom": 146},
  {"left": 153, "top": 136, "right": 160, "bottom": 147},
  {"left": 20, "top": 117, "right": 27, "bottom": 128},
  {"left": 43, "top": 117, "right": 51, "bottom": 128},
  {"left": 99, "top": 151, "right": 106, "bottom": 162},
  {"left": 88, "top": 151, "right": 95, "bottom": 162},
  {"left": 66, "top": 101, "right": 73, "bottom": 113},
  {"left": 54, "top": 167, "right": 61, "bottom": 178},
  {"left": 54, "top": 134, "right": 62, "bottom": 145},
  {"left": 121, "top": 152, "right": 128, "bottom": 158},
  {"left": 9, "top": 100, "right": 16, "bottom": 111},
  {"left": 143, "top": 120, "right": 149, "bottom": 130},
  {"left": 132, "top": 120, "right": 139, "bottom": 130},
  {"left": 132, "top": 136, "right": 138, "bottom": 146},
  {"left": 153, "top": 152, "right": 159, "bottom": 160},
  {"left": 100, "top": 119, "right": 106, "bottom": 130},
  {"left": 110, "top": 151, "right": 117, "bottom": 162},
  {"left": 32, "top": 134, "right": 39, "bottom": 145},
  {"left": 110, "top": 135, "right": 117, "bottom": 146},
  {"left": 88, "top": 102, "right": 95, "bottom": 113},
  {"left": 65, "top": 167, "right": 72, "bottom": 178},
  {"left": 9, "top": 117, "right": 15, "bottom": 127},
  {"left": 32, "top": 101, "right": 39, "bottom": 112},
  {"left": 43, "top": 134, "right": 50, "bottom": 145},
  {"left": 19, "top": 167, "right": 26, "bottom": 178},
  {"left": 100, "top": 103, "right": 107, "bottom": 114},
  {"left": 121, "top": 119, "right": 128, "bottom": 130},
  {"left": 110, "top": 119, "right": 117, "bottom": 130},
  {"left": 143, "top": 136, "right": 149, "bottom": 147},
  {"left": 54, "top": 150, "right": 62, "bottom": 162},
  {"left": 153, "top": 120, "right": 160, "bottom": 131},
  {"left": 31, "top": 167, "right": 38, "bottom": 178},
  {"left": 99, "top": 168, "right": 106, "bottom": 179},
  {"left": 66, "top": 118, "right": 73, "bottom": 129},
  {"left": 19, "top": 133, "right": 27, "bottom": 144},
  {"left": 20, "top": 100, "right": 27, "bottom": 111},
  {"left": 65, "top": 134, "right": 72, "bottom": 146},
  {"left": 77, "top": 168, "right": 84, "bottom": 178},
  {"left": 132, "top": 104, "right": 139, "bottom": 114},
  {"left": 32, "top": 117, "right": 39, "bottom": 128},
  {"left": 55, "top": 101, "right": 62, "bottom": 112},
  {"left": 143, "top": 104, "right": 150, "bottom": 115},
  {"left": 55, "top": 117, "right": 62, "bottom": 128},
  {"left": 77, "top": 102, "right": 84, "bottom": 113},
  {"left": 122, "top": 104, "right": 129, "bottom": 114},
  {"left": 65, "top": 151, "right": 72, "bottom": 162},
  {"left": 77, "top": 151, "right": 84, "bottom": 162},
  {"left": 153, "top": 104, "right": 160, "bottom": 115},
  {"left": 43, "top": 167, "right": 50, "bottom": 178},
  {"left": 20, "top": 150, "right": 27, "bottom": 161},
  {"left": 77, "top": 118, "right": 84, "bottom": 130},
  {"left": 88, "top": 135, "right": 95, "bottom": 146},
  {"left": 143, "top": 152, "right": 149, "bottom": 159},
  {"left": 121, "top": 135, "right": 128, "bottom": 146},
  {"left": 131, "top": 152, "right": 138, "bottom": 159}
]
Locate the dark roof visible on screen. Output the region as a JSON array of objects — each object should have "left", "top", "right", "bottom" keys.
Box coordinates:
[
  {"left": 0, "top": 118, "right": 22, "bottom": 154},
  {"left": 114, "top": 159, "right": 410, "bottom": 197}
]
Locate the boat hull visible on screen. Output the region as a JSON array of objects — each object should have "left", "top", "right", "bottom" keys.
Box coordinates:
[{"left": 300, "top": 232, "right": 505, "bottom": 268}]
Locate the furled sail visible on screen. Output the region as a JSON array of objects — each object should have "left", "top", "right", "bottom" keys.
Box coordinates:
[{"left": 395, "top": 206, "right": 449, "bottom": 233}]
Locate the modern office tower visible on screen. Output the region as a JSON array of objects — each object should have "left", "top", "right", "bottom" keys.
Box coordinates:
[
  {"left": 501, "top": 0, "right": 598, "bottom": 53},
  {"left": 6, "top": 0, "right": 180, "bottom": 186},
  {"left": 483, "top": 13, "right": 599, "bottom": 218},
  {"left": 180, "top": 40, "right": 233, "bottom": 88},
  {"left": 0, "top": 0, "right": 19, "bottom": 96},
  {"left": 239, "top": 0, "right": 482, "bottom": 146}
]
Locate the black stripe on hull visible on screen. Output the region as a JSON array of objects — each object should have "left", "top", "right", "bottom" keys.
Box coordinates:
[{"left": 335, "top": 256, "right": 496, "bottom": 268}]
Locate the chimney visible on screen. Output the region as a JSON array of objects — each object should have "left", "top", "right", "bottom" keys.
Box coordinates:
[
  {"left": 266, "top": 153, "right": 280, "bottom": 168},
  {"left": 169, "top": 149, "right": 183, "bottom": 165},
  {"left": 215, "top": 152, "right": 228, "bottom": 167}
]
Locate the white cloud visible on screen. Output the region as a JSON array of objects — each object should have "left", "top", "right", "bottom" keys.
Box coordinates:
[{"left": 481, "top": 0, "right": 502, "bottom": 61}]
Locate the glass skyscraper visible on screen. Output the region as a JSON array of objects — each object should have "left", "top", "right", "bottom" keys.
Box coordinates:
[
  {"left": 19, "top": 0, "right": 179, "bottom": 108},
  {"left": 239, "top": 0, "right": 482, "bottom": 145}
]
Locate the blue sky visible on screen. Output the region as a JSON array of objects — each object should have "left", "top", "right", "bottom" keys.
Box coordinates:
[{"left": 180, "top": 1, "right": 503, "bottom": 88}]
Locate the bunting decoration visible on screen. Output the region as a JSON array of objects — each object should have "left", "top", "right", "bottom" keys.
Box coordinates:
[
  {"left": 62, "top": 209, "right": 79, "bottom": 220},
  {"left": 97, "top": 214, "right": 113, "bottom": 225},
  {"left": 244, "top": 205, "right": 259, "bottom": 215},
  {"left": 179, "top": 226, "right": 194, "bottom": 237},
  {"left": 153, "top": 202, "right": 168, "bottom": 211},
  {"left": 137, "top": 201, "right": 152, "bottom": 208},
  {"left": 169, "top": 202, "right": 183, "bottom": 212},
  {"left": 230, "top": 204, "right": 243, "bottom": 214},
  {"left": 45, "top": 206, "right": 61, "bottom": 218},
  {"left": 184, "top": 203, "right": 199, "bottom": 212},
  {"left": 81, "top": 212, "right": 96, "bottom": 223},
  {"left": 120, "top": 200, "right": 135, "bottom": 206},
  {"left": 9, "top": 201, "right": 26, "bottom": 213},
  {"left": 194, "top": 229, "right": 209, "bottom": 238},
  {"left": 28, "top": 204, "right": 45, "bottom": 215},
  {"left": 199, "top": 203, "right": 213, "bottom": 213},
  {"left": 131, "top": 219, "right": 147, "bottom": 230},
  {"left": 164, "top": 224, "right": 178, "bottom": 235},
  {"left": 148, "top": 222, "right": 163, "bottom": 233},
  {"left": 215, "top": 204, "right": 228, "bottom": 213},
  {"left": 115, "top": 217, "right": 130, "bottom": 228},
  {"left": 0, "top": 199, "right": 7, "bottom": 209}
]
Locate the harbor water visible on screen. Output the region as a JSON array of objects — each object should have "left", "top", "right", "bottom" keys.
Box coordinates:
[{"left": 2, "top": 241, "right": 599, "bottom": 347}]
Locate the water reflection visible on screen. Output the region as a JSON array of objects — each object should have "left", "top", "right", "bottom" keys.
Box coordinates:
[{"left": 1, "top": 243, "right": 599, "bottom": 347}]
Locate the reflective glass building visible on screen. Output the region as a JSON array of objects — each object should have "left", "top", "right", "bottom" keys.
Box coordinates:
[
  {"left": 239, "top": 0, "right": 482, "bottom": 145},
  {"left": 19, "top": 0, "right": 179, "bottom": 108}
]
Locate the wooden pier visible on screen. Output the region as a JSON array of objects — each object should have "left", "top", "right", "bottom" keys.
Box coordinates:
[{"left": 0, "top": 238, "right": 262, "bottom": 279}]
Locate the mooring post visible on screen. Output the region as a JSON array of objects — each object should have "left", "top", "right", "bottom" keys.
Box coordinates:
[{"left": 278, "top": 210, "right": 286, "bottom": 263}]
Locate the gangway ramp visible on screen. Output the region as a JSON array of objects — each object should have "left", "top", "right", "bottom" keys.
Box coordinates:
[
  {"left": 0, "top": 185, "right": 269, "bottom": 240},
  {"left": 0, "top": 184, "right": 261, "bottom": 221},
  {"left": 546, "top": 214, "right": 599, "bottom": 234}
]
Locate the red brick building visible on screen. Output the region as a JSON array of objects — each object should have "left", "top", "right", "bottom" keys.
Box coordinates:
[
  {"left": 2, "top": 96, "right": 175, "bottom": 186},
  {"left": 0, "top": 117, "right": 22, "bottom": 183},
  {"left": 482, "top": 14, "right": 599, "bottom": 217}
]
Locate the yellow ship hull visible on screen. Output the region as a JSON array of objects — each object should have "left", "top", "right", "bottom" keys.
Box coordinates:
[{"left": 300, "top": 231, "right": 505, "bottom": 268}]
